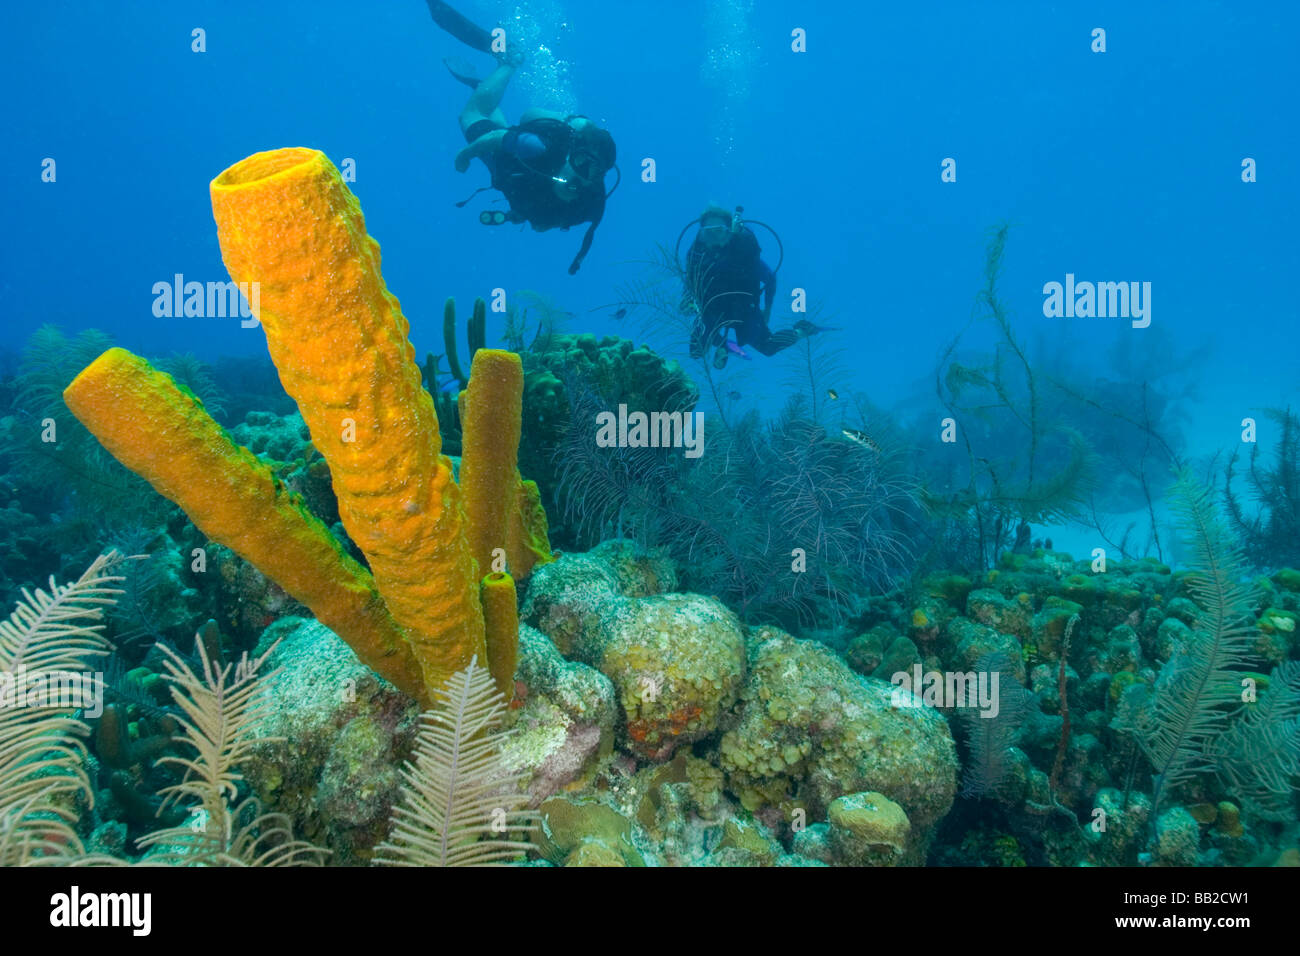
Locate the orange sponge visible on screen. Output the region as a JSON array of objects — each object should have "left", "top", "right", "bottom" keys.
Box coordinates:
[
  {"left": 459, "top": 349, "right": 524, "bottom": 577},
  {"left": 63, "top": 347, "right": 428, "bottom": 702},
  {"left": 210, "top": 147, "right": 485, "bottom": 692},
  {"left": 480, "top": 572, "right": 519, "bottom": 700}
]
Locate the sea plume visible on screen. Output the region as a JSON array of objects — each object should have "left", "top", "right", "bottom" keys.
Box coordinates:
[
  {"left": 375, "top": 656, "right": 536, "bottom": 866},
  {"left": 0, "top": 551, "right": 124, "bottom": 865},
  {"left": 1116, "top": 472, "right": 1258, "bottom": 819},
  {"left": 134, "top": 638, "right": 327, "bottom": 866}
]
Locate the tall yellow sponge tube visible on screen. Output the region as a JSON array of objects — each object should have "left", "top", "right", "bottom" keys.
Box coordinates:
[
  {"left": 209, "top": 147, "right": 485, "bottom": 693},
  {"left": 458, "top": 348, "right": 554, "bottom": 582},
  {"left": 459, "top": 349, "right": 524, "bottom": 576},
  {"left": 480, "top": 572, "right": 519, "bottom": 700},
  {"left": 62, "top": 347, "right": 428, "bottom": 703}
]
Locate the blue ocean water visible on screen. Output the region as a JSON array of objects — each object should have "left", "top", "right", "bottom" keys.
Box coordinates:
[{"left": 4, "top": 2, "right": 1294, "bottom": 430}]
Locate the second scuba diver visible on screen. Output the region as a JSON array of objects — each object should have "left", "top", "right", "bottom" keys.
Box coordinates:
[
  {"left": 680, "top": 204, "right": 832, "bottom": 368},
  {"left": 427, "top": 0, "right": 618, "bottom": 275}
]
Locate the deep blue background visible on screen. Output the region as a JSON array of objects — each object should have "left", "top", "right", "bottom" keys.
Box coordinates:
[{"left": 2, "top": 1, "right": 1296, "bottom": 462}]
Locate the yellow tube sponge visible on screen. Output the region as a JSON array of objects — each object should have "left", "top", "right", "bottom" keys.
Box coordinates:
[
  {"left": 459, "top": 349, "right": 524, "bottom": 577},
  {"left": 63, "top": 347, "right": 428, "bottom": 702},
  {"left": 210, "top": 147, "right": 485, "bottom": 692},
  {"left": 481, "top": 572, "right": 519, "bottom": 701}
]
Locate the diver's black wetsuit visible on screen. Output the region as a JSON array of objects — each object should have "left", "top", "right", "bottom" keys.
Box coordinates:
[
  {"left": 431, "top": 0, "right": 609, "bottom": 274},
  {"left": 463, "top": 118, "right": 607, "bottom": 274},
  {"left": 685, "top": 226, "right": 796, "bottom": 357}
]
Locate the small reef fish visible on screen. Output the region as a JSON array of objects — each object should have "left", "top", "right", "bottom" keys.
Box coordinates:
[
  {"left": 612, "top": 307, "right": 628, "bottom": 320},
  {"left": 842, "top": 427, "right": 882, "bottom": 455},
  {"left": 726, "top": 391, "right": 741, "bottom": 401},
  {"left": 827, "top": 389, "right": 838, "bottom": 400}
]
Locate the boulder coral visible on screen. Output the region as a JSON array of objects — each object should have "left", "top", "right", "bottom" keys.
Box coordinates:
[
  {"left": 516, "top": 333, "right": 698, "bottom": 520},
  {"left": 717, "top": 628, "right": 957, "bottom": 861},
  {"left": 241, "top": 617, "right": 421, "bottom": 865},
  {"left": 501, "top": 624, "right": 618, "bottom": 806},
  {"left": 522, "top": 543, "right": 744, "bottom": 760}
]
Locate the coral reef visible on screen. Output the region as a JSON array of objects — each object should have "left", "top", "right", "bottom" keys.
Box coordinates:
[
  {"left": 501, "top": 624, "right": 618, "bottom": 805},
  {"left": 241, "top": 617, "right": 420, "bottom": 864},
  {"left": 519, "top": 331, "right": 698, "bottom": 531},
  {"left": 554, "top": 385, "right": 919, "bottom": 628},
  {"left": 11, "top": 141, "right": 1297, "bottom": 874},
  {"left": 516, "top": 542, "right": 959, "bottom": 865},
  {"left": 857, "top": 495, "right": 1300, "bottom": 865}
]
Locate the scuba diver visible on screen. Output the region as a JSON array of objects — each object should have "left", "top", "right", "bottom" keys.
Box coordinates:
[
  {"left": 677, "top": 204, "right": 833, "bottom": 368},
  {"left": 426, "top": 0, "right": 618, "bottom": 275}
]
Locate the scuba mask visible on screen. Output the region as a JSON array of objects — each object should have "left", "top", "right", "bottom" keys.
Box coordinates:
[
  {"left": 568, "top": 149, "right": 599, "bottom": 184},
  {"left": 674, "top": 206, "right": 784, "bottom": 274},
  {"left": 568, "top": 119, "right": 616, "bottom": 185},
  {"left": 698, "top": 219, "right": 731, "bottom": 247}
]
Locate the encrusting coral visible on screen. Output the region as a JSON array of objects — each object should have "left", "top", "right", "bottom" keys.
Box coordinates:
[{"left": 64, "top": 147, "right": 553, "bottom": 706}]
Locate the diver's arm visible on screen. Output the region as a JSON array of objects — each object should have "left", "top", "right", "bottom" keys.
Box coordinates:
[
  {"left": 568, "top": 196, "right": 604, "bottom": 275},
  {"left": 455, "top": 128, "right": 507, "bottom": 172},
  {"left": 569, "top": 220, "right": 598, "bottom": 274}
]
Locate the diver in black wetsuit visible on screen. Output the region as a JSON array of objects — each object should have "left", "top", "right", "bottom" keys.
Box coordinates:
[
  {"left": 681, "top": 204, "right": 828, "bottom": 367},
  {"left": 426, "top": 0, "right": 618, "bottom": 275}
]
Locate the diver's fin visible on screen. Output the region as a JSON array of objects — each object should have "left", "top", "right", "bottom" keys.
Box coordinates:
[
  {"left": 724, "top": 340, "right": 752, "bottom": 360},
  {"left": 794, "top": 319, "right": 842, "bottom": 336},
  {"left": 443, "top": 56, "right": 481, "bottom": 89},
  {"left": 426, "top": 0, "right": 496, "bottom": 56}
]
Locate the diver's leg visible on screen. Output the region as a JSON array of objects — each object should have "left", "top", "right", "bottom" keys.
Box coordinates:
[
  {"left": 457, "top": 63, "right": 515, "bottom": 137},
  {"left": 519, "top": 107, "right": 568, "bottom": 125},
  {"left": 690, "top": 328, "right": 704, "bottom": 360},
  {"left": 737, "top": 312, "right": 801, "bottom": 356},
  {"left": 689, "top": 315, "right": 714, "bottom": 360}
]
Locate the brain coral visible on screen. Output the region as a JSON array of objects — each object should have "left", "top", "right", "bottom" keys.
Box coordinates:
[{"left": 717, "top": 628, "right": 957, "bottom": 860}]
